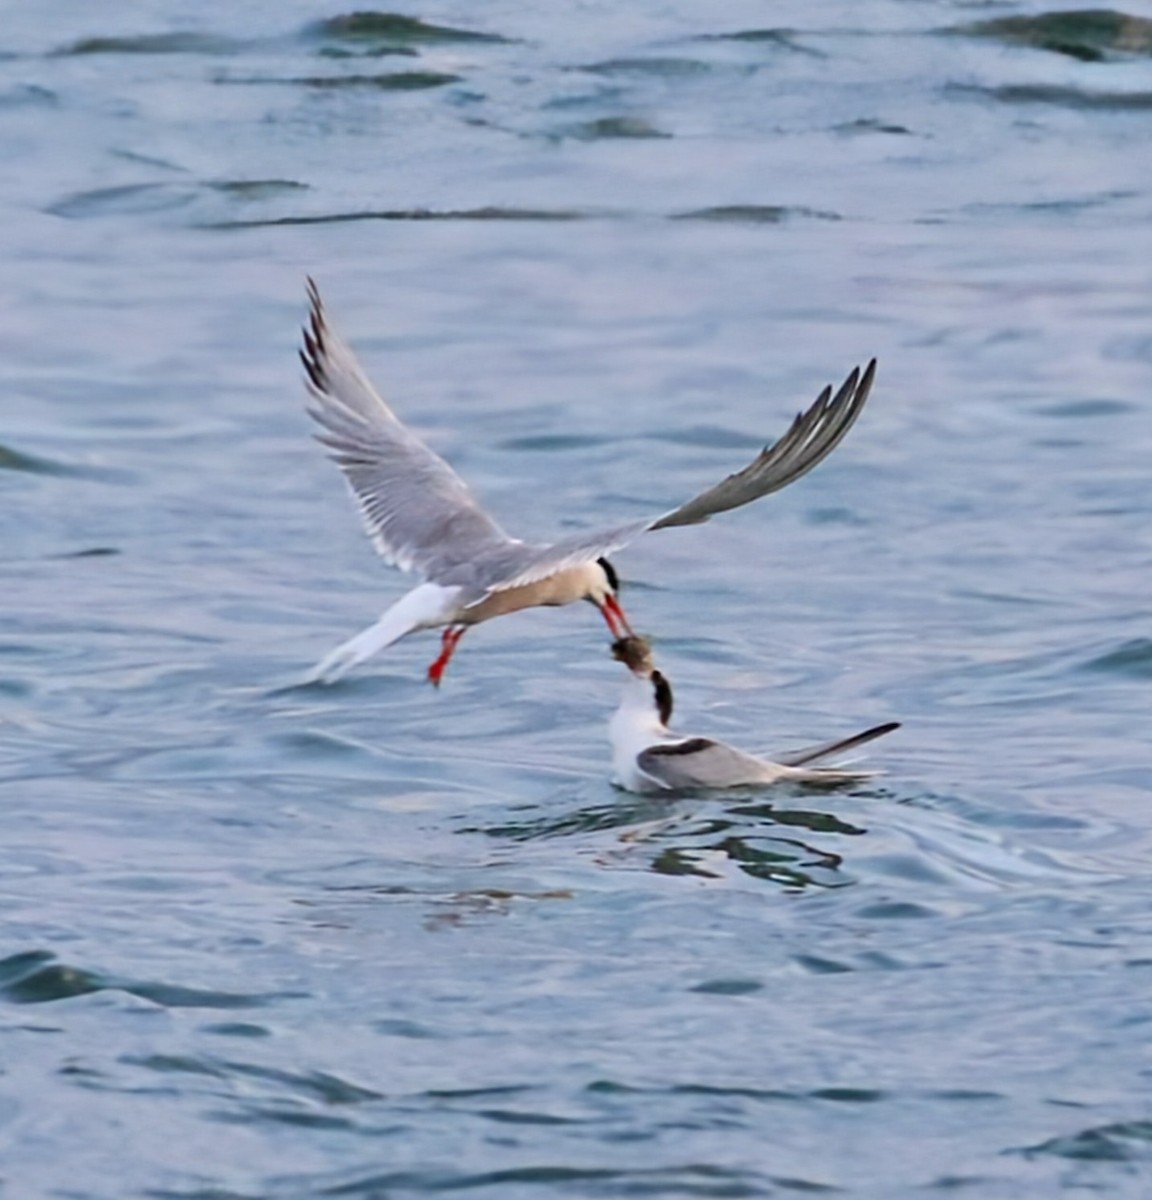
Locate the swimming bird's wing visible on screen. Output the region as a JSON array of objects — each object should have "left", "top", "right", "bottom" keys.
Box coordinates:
[
  {"left": 637, "top": 723, "right": 893, "bottom": 790},
  {"left": 636, "top": 737, "right": 787, "bottom": 790},
  {"left": 774, "top": 721, "right": 900, "bottom": 768},
  {"left": 301, "top": 279, "right": 515, "bottom": 584},
  {"left": 481, "top": 358, "right": 876, "bottom": 595}
]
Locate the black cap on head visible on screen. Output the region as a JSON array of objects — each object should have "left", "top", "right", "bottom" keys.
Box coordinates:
[
  {"left": 650, "top": 669, "right": 674, "bottom": 726},
  {"left": 597, "top": 557, "right": 620, "bottom": 593}
]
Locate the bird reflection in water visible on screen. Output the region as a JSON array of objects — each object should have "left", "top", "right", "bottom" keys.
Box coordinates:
[{"left": 473, "top": 792, "right": 870, "bottom": 892}]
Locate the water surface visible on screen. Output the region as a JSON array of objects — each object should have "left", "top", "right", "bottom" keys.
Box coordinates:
[{"left": 2, "top": 2, "right": 1152, "bottom": 1196}]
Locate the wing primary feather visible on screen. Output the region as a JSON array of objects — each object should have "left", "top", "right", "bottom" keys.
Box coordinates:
[
  {"left": 303, "top": 284, "right": 877, "bottom": 599},
  {"left": 301, "top": 281, "right": 516, "bottom": 583},
  {"left": 650, "top": 359, "right": 875, "bottom": 531},
  {"left": 478, "top": 358, "right": 877, "bottom": 596},
  {"left": 775, "top": 720, "right": 900, "bottom": 768}
]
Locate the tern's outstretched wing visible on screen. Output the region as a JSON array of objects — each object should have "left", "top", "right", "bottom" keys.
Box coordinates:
[
  {"left": 483, "top": 358, "right": 876, "bottom": 596},
  {"left": 301, "top": 279, "right": 515, "bottom": 584}
]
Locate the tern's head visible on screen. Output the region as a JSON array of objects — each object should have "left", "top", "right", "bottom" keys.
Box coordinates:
[
  {"left": 608, "top": 637, "right": 675, "bottom": 785},
  {"left": 589, "top": 557, "right": 632, "bottom": 638},
  {"left": 610, "top": 636, "right": 673, "bottom": 727}
]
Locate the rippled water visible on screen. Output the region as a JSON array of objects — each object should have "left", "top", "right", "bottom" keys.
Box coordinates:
[{"left": 3, "top": 2, "right": 1152, "bottom": 1196}]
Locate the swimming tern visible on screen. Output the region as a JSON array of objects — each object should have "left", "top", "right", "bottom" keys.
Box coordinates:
[
  {"left": 301, "top": 280, "right": 876, "bottom": 685},
  {"left": 609, "top": 636, "right": 899, "bottom": 793}
]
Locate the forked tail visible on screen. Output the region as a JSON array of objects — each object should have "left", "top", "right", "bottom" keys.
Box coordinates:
[{"left": 306, "top": 583, "right": 460, "bottom": 684}]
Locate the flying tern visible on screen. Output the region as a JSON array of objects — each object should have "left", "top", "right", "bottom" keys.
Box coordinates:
[
  {"left": 609, "top": 636, "right": 899, "bottom": 793},
  {"left": 301, "top": 280, "right": 876, "bottom": 685}
]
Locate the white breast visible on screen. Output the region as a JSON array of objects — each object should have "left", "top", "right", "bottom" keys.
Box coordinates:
[{"left": 608, "top": 676, "right": 674, "bottom": 792}]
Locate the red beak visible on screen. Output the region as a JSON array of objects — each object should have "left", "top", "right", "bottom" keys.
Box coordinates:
[{"left": 599, "top": 592, "right": 634, "bottom": 638}]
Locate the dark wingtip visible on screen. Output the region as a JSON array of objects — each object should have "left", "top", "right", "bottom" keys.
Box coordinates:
[
  {"left": 300, "top": 283, "right": 329, "bottom": 389},
  {"left": 855, "top": 357, "right": 878, "bottom": 402},
  {"left": 300, "top": 346, "right": 324, "bottom": 390},
  {"left": 304, "top": 278, "right": 325, "bottom": 339}
]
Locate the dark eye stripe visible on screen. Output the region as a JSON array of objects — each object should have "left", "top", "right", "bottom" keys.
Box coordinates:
[{"left": 597, "top": 557, "right": 620, "bottom": 593}]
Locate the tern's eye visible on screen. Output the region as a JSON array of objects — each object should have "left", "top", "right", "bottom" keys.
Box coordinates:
[{"left": 597, "top": 557, "right": 620, "bottom": 593}]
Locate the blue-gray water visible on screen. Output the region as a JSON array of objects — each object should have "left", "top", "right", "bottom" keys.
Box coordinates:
[{"left": 3, "top": 2, "right": 1152, "bottom": 1196}]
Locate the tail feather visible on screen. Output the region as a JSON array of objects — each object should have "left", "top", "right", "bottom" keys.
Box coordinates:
[
  {"left": 306, "top": 582, "right": 460, "bottom": 683},
  {"left": 775, "top": 721, "right": 900, "bottom": 769},
  {"left": 309, "top": 619, "right": 410, "bottom": 684}
]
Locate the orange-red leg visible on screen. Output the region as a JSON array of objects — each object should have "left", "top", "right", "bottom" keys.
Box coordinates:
[
  {"left": 427, "top": 626, "right": 467, "bottom": 687},
  {"left": 599, "top": 593, "right": 634, "bottom": 638}
]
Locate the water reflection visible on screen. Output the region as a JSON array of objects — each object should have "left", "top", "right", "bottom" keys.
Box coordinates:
[
  {"left": 628, "top": 803, "right": 865, "bottom": 889},
  {"left": 473, "top": 791, "right": 869, "bottom": 891}
]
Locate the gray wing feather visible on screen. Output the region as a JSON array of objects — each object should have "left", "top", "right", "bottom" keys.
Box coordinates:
[
  {"left": 301, "top": 279, "right": 515, "bottom": 584},
  {"left": 650, "top": 358, "right": 876, "bottom": 530},
  {"left": 637, "top": 738, "right": 786, "bottom": 789},
  {"left": 485, "top": 359, "right": 876, "bottom": 595},
  {"left": 303, "top": 279, "right": 876, "bottom": 597},
  {"left": 638, "top": 734, "right": 883, "bottom": 792}
]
